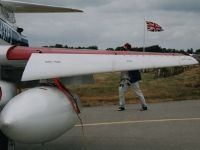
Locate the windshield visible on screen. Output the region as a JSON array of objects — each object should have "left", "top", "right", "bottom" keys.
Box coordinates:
[{"left": 0, "top": 5, "right": 16, "bottom": 24}]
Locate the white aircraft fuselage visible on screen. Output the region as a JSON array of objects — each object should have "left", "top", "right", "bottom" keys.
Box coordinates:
[{"left": 0, "top": 4, "right": 29, "bottom": 46}]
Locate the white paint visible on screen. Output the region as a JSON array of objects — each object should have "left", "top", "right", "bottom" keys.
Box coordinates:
[
  {"left": 0, "top": 80, "right": 17, "bottom": 108},
  {"left": 0, "top": 45, "right": 27, "bottom": 66},
  {"left": 22, "top": 53, "right": 199, "bottom": 81},
  {"left": 0, "top": 86, "right": 78, "bottom": 143},
  {"left": 0, "top": 45, "right": 12, "bottom": 64},
  {"left": 0, "top": 38, "right": 10, "bottom": 45},
  {"left": 75, "top": 118, "right": 200, "bottom": 127},
  {"left": 0, "top": 0, "right": 83, "bottom": 13}
]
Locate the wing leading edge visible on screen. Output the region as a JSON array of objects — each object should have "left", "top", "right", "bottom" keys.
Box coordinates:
[
  {"left": 1, "top": 0, "right": 83, "bottom": 13},
  {"left": 21, "top": 52, "right": 198, "bottom": 81}
]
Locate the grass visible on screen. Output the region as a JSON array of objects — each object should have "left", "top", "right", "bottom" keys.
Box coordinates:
[{"left": 69, "top": 65, "right": 200, "bottom": 106}]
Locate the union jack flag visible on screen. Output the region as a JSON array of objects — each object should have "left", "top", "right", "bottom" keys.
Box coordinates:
[{"left": 146, "top": 21, "right": 164, "bottom": 32}]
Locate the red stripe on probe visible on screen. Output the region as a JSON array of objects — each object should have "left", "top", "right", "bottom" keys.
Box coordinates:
[
  {"left": 53, "top": 78, "right": 80, "bottom": 114},
  {"left": 0, "top": 87, "right": 2, "bottom": 102},
  {"left": 6, "top": 46, "right": 185, "bottom": 60}
]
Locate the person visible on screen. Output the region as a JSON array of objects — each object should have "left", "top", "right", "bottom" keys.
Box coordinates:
[{"left": 118, "top": 43, "right": 147, "bottom": 111}]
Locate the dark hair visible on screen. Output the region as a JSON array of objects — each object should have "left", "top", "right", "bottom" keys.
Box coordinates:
[{"left": 124, "top": 43, "right": 131, "bottom": 50}]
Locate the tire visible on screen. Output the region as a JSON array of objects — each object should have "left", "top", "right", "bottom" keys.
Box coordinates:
[{"left": 0, "top": 131, "right": 8, "bottom": 150}]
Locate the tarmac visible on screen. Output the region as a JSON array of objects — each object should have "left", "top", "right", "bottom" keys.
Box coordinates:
[{"left": 16, "top": 100, "right": 200, "bottom": 150}]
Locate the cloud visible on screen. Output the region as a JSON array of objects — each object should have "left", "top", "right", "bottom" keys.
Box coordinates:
[
  {"left": 151, "top": 0, "right": 200, "bottom": 13},
  {"left": 14, "top": 0, "right": 200, "bottom": 50},
  {"left": 17, "top": 0, "right": 111, "bottom": 8}
]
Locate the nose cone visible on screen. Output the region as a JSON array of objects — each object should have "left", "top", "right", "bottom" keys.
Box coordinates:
[
  {"left": 0, "top": 105, "right": 20, "bottom": 140},
  {"left": 0, "top": 121, "right": 13, "bottom": 140},
  {"left": 0, "top": 118, "right": 11, "bottom": 129},
  {"left": 0, "top": 87, "right": 78, "bottom": 144},
  {"left": 0, "top": 118, "right": 8, "bottom": 130},
  {"left": 0, "top": 81, "right": 17, "bottom": 108},
  {"left": 0, "top": 101, "right": 15, "bottom": 128}
]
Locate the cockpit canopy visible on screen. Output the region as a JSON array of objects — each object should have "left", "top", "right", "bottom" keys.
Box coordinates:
[{"left": 0, "top": 4, "right": 16, "bottom": 24}]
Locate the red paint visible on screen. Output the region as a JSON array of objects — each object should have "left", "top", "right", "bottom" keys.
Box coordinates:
[
  {"left": 0, "top": 87, "right": 2, "bottom": 102},
  {"left": 6, "top": 46, "right": 185, "bottom": 60},
  {"left": 54, "top": 78, "right": 80, "bottom": 114}
]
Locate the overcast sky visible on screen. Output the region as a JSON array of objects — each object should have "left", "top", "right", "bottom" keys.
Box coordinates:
[{"left": 16, "top": 0, "right": 200, "bottom": 50}]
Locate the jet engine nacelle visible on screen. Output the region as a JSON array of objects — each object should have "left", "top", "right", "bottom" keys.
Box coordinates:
[
  {"left": 0, "top": 86, "right": 78, "bottom": 144},
  {"left": 0, "top": 80, "right": 17, "bottom": 108}
]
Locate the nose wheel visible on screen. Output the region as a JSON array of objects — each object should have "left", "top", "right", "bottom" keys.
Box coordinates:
[
  {"left": 0, "top": 131, "right": 8, "bottom": 150},
  {"left": 0, "top": 131, "right": 15, "bottom": 150},
  {"left": 8, "top": 140, "right": 15, "bottom": 150}
]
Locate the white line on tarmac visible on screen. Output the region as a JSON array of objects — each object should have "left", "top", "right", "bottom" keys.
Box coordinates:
[{"left": 75, "top": 117, "right": 200, "bottom": 127}]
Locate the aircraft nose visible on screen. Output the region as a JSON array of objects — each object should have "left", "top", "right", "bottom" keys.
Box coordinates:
[{"left": 0, "top": 114, "right": 13, "bottom": 130}]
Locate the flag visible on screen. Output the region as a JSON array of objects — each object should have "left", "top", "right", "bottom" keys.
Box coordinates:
[{"left": 146, "top": 21, "right": 164, "bottom": 32}]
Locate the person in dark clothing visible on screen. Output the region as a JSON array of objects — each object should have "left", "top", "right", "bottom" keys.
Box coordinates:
[{"left": 118, "top": 43, "right": 148, "bottom": 111}]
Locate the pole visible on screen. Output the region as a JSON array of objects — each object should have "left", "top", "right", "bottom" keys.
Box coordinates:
[{"left": 143, "top": 19, "right": 146, "bottom": 52}]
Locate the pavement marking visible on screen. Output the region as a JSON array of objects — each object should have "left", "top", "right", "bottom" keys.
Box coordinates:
[{"left": 75, "top": 117, "right": 200, "bottom": 127}]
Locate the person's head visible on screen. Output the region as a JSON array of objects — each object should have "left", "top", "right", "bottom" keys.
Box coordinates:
[{"left": 124, "top": 43, "right": 131, "bottom": 51}]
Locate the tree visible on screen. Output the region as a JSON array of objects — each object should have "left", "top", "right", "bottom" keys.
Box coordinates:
[
  {"left": 64, "top": 45, "right": 68, "bottom": 48},
  {"left": 187, "top": 48, "right": 194, "bottom": 54},
  {"left": 88, "top": 46, "right": 98, "bottom": 50},
  {"left": 195, "top": 49, "right": 200, "bottom": 54},
  {"left": 145, "top": 45, "right": 162, "bottom": 52},
  {"left": 106, "top": 48, "right": 114, "bottom": 51},
  {"left": 115, "top": 46, "right": 124, "bottom": 51},
  {"left": 55, "top": 44, "right": 63, "bottom": 48}
]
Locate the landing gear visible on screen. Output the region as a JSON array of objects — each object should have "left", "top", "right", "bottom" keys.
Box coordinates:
[
  {"left": 0, "top": 131, "right": 8, "bottom": 150},
  {"left": 8, "top": 140, "right": 15, "bottom": 150},
  {"left": 0, "top": 131, "right": 15, "bottom": 150}
]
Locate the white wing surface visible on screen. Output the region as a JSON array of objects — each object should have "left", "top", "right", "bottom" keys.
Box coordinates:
[
  {"left": 21, "top": 53, "right": 198, "bottom": 81},
  {"left": 1, "top": 0, "right": 83, "bottom": 13}
]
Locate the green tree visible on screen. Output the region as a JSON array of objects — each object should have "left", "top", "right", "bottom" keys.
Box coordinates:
[
  {"left": 106, "top": 48, "right": 114, "bottom": 51},
  {"left": 115, "top": 46, "right": 124, "bottom": 51},
  {"left": 88, "top": 46, "right": 98, "bottom": 50},
  {"left": 55, "top": 44, "right": 63, "bottom": 48},
  {"left": 195, "top": 49, "right": 200, "bottom": 54}
]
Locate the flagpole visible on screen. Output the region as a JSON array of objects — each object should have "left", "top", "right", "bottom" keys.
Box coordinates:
[{"left": 143, "top": 18, "right": 146, "bottom": 52}]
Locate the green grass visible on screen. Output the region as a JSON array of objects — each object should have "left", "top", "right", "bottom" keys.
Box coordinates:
[{"left": 70, "top": 65, "right": 200, "bottom": 106}]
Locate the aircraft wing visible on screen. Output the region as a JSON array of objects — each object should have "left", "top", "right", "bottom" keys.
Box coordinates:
[
  {"left": 1, "top": 0, "right": 83, "bottom": 13},
  {"left": 3, "top": 46, "right": 198, "bottom": 81}
]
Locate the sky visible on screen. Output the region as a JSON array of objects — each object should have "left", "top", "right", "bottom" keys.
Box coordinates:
[{"left": 15, "top": 0, "right": 200, "bottom": 50}]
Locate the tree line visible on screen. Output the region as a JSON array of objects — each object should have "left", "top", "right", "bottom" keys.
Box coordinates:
[
  {"left": 44, "top": 44, "right": 200, "bottom": 54},
  {"left": 113, "top": 45, "right": 200, "bottom": 54},
  {"left": 43, "top": 44, "right": 98, "bottom": 50}
]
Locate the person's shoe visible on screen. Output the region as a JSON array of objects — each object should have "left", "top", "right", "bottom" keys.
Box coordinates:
[
  {"left": 140, "top": 106, "right": 148, "bottom": 111},
  {"left": 118, "top": 107, "right": 125, "bottom": 111}
]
